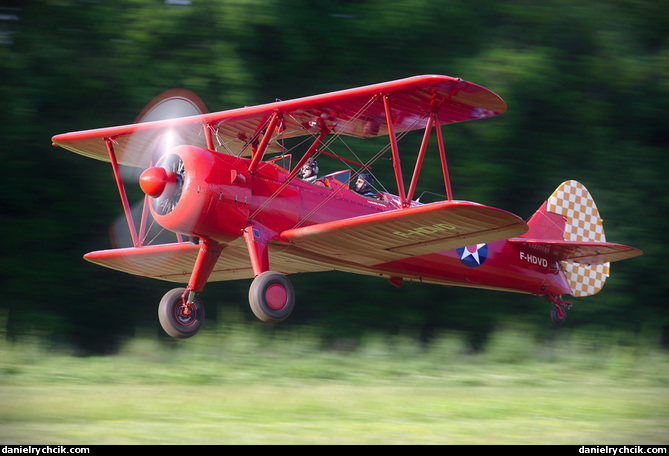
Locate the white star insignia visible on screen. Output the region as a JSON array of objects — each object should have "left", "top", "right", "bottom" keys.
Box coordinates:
[{"left": 460, "top": 243, "right": 486, "bottom": 265}]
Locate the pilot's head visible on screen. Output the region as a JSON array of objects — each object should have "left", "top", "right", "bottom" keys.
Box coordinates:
[
  {"left": 301, "top": 158, "right": 319, "bottom": 179},
  {"left": 355, "top": 172, "right": 374, "bottom": 193}
]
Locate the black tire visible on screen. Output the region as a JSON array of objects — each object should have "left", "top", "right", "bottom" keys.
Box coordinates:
[
  {"left": 158, "top": 288, "right": 204, "bottom": 339},
  {"left": 249, "top": 271, "right": 295, "bottom": 322},
  {"left": 550, "top": 306, "right": 566, "bottom": 325}
]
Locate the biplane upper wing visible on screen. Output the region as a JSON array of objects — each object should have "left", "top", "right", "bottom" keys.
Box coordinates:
[
  {"left": 279, "top": 201, "right": 528, "bottom": 266},
  {"left": 52, "top": 75, "right": 506, "bottom": 165}
]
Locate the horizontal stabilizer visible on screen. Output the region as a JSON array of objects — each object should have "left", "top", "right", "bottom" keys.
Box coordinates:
[
  {"left": 280, "top": 201, "right": 528, "bottom": 265},
  {"left": 509, "top": 239, "right": 642, "bottom": 264}
]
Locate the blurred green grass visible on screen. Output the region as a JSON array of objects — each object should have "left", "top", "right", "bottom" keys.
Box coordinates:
[{"left": 1, "top": 325, "right": 667, "bottom": 444}]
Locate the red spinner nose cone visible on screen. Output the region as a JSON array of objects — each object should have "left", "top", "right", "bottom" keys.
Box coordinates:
[{"left": 139, "top": 167, "right": 176, "bottom": 198}]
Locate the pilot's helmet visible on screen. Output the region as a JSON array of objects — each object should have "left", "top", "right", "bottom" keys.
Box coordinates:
[
  {"left": 301, "top": 158, "right": 319, "bottom": 175},
  {"left": 358, "top": 172, "right": 374, "bottom": 192}
]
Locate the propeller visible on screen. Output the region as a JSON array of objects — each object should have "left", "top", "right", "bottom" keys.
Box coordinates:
[
  {"left": 110, "top": 89, "right": 208, "bottom": 248},
  {"left": 122, "top": 88, "right": 208, "bottom": 181}
]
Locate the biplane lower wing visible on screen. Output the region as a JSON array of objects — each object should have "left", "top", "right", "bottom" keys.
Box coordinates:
[
  {"left": 279, "top": 201, "right": 528, "bottom": 266},
  {"left": 509, "top": 239, "right": 642, "bottom": 264},
  {"left": 85, "top": 243, "right": 217, "bottom": 282},
  {"left": 83, "top": 202, "right": 527, "bottom": 284},
  {"left": 83, "top": 241, "right": 336, "bottom": 283}
]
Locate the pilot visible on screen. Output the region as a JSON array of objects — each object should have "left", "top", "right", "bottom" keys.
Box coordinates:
[
  {"left": 300, "top": 158, "right": 319, "bottom": 183},
  {"left": 354, "top": 172, "right": 379, "bottom": 199}
]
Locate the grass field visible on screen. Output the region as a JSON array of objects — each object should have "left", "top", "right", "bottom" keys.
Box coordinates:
[{"left": 1, "top": 325, "right": 667, "bottom": 445}]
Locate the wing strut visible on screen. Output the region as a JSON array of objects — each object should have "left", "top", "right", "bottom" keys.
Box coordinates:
[
  {"left": 285, "top": 129, "right": 328, "bottom": 182},
  {"left": 383, "top": 95, "right": 408, "bottom": 207},
  {"left": 248, "top": 111, "right": 281, "bottom": 173},
  {"left": 248, "top": 128, "right": 328, "bottom": 221},
  {"left": 435, "top": 115, "right": 453, "bottom": 201},
  {"left": 105, "top": 138, "right": 140, "bottom": 247},
  {"left": 406, "top": 114, "right": 434, "bottom": 203},
  {"left": 204, "top": 123, "right": 215, "bottom": 150},
  {"left": 382, "top": 100, "right": 454, "bottom": 206}
]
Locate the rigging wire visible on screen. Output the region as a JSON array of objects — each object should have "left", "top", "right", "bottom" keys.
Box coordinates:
[
  {"left": 291, "top": 112, "right": 427, "bottom": 229},
  {"left": 247, "top": 94, "right": 379, "bottom": 220}
]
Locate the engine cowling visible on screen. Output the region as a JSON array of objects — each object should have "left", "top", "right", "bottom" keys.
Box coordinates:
[{"left": 139, "top": 145, "right": 251, "bottom": 243}]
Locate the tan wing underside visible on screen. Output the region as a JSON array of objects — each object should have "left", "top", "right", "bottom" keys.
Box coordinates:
[
  {"left": 83, "top": 241, "right": 334, "bottom": 284},
  {"left": 280, "top": 201, "right": 527, "bottom": 266}
]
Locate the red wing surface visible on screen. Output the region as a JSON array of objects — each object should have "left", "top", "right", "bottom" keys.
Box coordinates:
[{"left": 52, "top": 75, "right": 506, "bottom": 164}]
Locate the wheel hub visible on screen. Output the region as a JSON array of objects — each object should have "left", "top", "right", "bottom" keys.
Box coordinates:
[
  {"left": 175, "top": 302, "right": 197, "bottom": 325},
  {"left": 265, "top": 283, "right": 287, "bottom": 310}
]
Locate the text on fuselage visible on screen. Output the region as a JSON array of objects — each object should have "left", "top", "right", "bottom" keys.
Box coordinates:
[{"left": 519, "top": 251, "right": 549, "bottom": 267}]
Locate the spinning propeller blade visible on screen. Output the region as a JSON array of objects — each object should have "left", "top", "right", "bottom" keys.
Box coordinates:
[
  {"left": 122, "top": 89, "right": 208, "bottom": 179},
  {"left": 110, "top": 89, "right": 208, "bottom": 248}
]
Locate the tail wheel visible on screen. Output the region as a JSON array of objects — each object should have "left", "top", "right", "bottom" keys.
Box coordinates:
[
  {"left": 249, "top": 271, "right": 295, "bottom": 322},
  {"left": 158, "top": 287, "right": 205, "bottom": 338},
  {"left": 550, "top": 305, "right": 567, "bottom": 325}
]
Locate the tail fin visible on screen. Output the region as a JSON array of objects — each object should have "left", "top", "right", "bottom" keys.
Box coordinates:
[
  {"left": 546, "top": 181, "right": 609, "bottom": 297},
  {"left": 512, "top": 180, "right": 642, "bottom": 297}
]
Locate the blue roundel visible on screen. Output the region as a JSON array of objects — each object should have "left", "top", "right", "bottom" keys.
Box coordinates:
[{"left": 456, "top": 243, "right": 488, "bottom": 268}]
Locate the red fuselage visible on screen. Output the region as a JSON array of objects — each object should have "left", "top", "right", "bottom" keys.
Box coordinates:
[{"left": 150, "top": 145, "right": 571, "bottom": 298}]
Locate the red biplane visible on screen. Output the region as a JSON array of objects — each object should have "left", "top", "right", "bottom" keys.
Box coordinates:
[{"left": 52, "top": 75, "right": 642, "bottom": 338}]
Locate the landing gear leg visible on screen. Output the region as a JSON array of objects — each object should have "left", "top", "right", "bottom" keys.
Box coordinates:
[
  {"left": 243, "top": 224, "right": 296, "bottom": 323},
  {"left": 157, "top": 240, "right": 222, "bottom": 339}
]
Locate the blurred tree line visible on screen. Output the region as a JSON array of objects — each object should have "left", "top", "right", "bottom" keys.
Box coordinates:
[{"left": 1, "top": 0, "right": 667, "bottom": 354}]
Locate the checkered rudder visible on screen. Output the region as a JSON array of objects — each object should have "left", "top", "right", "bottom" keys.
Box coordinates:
[{"left": 547, "top": 180, "right": 610, "bottom": 297}]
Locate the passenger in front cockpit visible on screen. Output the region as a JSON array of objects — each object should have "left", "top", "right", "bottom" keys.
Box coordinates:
[{"left": 300, "top": 158, "right": 319, "bottom": 183}]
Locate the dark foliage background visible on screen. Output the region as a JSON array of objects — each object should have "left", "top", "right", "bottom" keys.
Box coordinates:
[{"left": 2, "top": 0, "right": 667, "bottom": 353}]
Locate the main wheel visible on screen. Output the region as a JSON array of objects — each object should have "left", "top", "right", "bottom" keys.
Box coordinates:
[
  {"left": 550, "top": 306, "right": 566, "bottom": 325},
  {"left": 158, "top": 287, "right": 205, "bottom": 339},
  {"left": 249, "top": 271, "right": 295, "bottom": 322}
]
